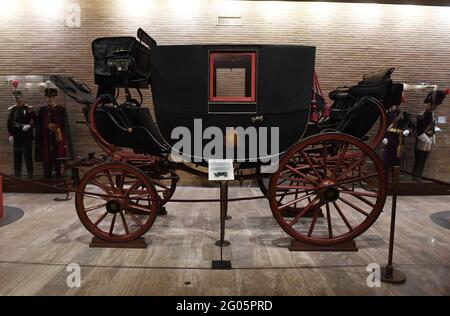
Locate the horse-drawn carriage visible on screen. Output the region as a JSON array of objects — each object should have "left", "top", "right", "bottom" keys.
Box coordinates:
[{"left": 53, "top": 29, "right": 403, "bottom": 247}]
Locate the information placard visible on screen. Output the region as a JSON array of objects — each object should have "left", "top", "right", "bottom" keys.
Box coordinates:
[{"left": 208, "top": 159, "right": 234, "bottom": 181}]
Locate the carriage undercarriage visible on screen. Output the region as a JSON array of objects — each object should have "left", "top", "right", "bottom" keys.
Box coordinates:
[{"left": 72, "top": 130, "right": 387, "bottom": 247}]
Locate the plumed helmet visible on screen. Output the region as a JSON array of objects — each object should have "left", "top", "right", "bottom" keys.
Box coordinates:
[
  {"left": 45, "top": 88, "right": 58, "bottom": 97},
  {"left": 424, "top": 89, "right": 450, "bottom": 106},
  {"left": 12, "top": 90, "right": 24, "bottom": 100},
  {"left": 40, "top": 80, "right": 58, "bottom": 97}
]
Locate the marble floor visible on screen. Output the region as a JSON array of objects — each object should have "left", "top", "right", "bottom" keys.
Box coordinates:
[{"left": 0, "top": 187, "right": 449, "bottom": 295}]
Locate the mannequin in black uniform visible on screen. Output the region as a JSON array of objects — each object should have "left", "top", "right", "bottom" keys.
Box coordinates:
[
  {"left": 7, "top": 90, "right": 36, "bottom": 178},
  {"left": 412, "top": 89, "right": 449, "bottom": 178},
  {"left": 382, "top": 93, "right": 414, "bottom": 171}
]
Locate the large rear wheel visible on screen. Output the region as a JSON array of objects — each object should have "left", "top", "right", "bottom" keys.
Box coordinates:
[{"left": 268, "top": 133, "right": 387, "bottom": 246}]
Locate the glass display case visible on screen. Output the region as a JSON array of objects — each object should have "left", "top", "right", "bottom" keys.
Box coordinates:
[{"left": 0, "top": 75, "right": 69, "bottom": 181}]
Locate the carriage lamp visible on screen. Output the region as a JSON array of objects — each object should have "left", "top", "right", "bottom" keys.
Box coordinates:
[{"left": 107, "top": 49, "right": 134, "bottom": 74}]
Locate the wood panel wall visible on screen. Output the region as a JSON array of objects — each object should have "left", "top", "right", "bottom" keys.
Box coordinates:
[{"left": 1, "top": 0, "right": 449, "bottom": 184}]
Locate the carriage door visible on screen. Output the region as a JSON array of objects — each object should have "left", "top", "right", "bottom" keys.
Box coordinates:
[{"left": 208, "top": 50, "right": 257, "bottom": 113}]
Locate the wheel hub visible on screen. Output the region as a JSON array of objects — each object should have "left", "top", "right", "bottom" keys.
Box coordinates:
[
  {"left": 106, "top": 199, "right": 123, "bottom": 214},
  {"left": 320, "top": 180, "right": 340, "bottom": 202},
  {"left": 323, "top": 187, "right": 340, "bottom": 202}
]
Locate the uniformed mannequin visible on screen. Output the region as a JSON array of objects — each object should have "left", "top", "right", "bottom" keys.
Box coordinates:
[
  {"left": 412, "top": 89, "right": 449, "bottom": 178},
  {"left": 35, "top": 84, "right": 70, "bottom": 178},
  {"left": 7, "top": 90, "right": 36, "bottom": 178},
  {"left": 382, "top": 94, "right": 414, "bottom": 171}
]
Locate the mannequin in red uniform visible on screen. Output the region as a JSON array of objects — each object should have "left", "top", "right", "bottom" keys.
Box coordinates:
[{"left": 35, "top": 85, "right": 71, "bottom": 178}]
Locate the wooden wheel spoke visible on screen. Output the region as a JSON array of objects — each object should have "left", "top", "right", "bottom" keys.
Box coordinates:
[
  {"left": 301, "top": 151, "right": 322, "bottom": 180},
  {"left": 277, "top": 189, "right": 289, "bottom": 204},
  {"left": 105, "top": 170, "right": 117, "bottom": 193},
  {"left": 332, "top": 201, "right": 353, "bottom": 232},
  {"left": 125, "top": 179, "right": 144, "bottom": 196},
  {"left": 279, "top": 192, "right": 315, "bottom": 210},
  {"left": 279, "top": 175, "right": 314, "bottom": 182},
  {"left": 336, "top": 172, "right": 380, "bottom": 187},
  {"left": 288, "top": 196, "right": 320, "bottom": 227},
  {"left": 330, "top": 143, "right": 349, "bottom": 176},
  {"left": 321, "top": 144, "right": 328, "bottom": 178},
  {"left": 338, "top": 197, "right": 369, "bottom": 217},
  {"left": 127, "top": 189, "right": 149, "bottom": 195},
  {"left": 127, "top": 202, "right": 153, "bottom": 215},
  {"left": 84, "top": 203, "right": 107, "bottom": 213},
  {"left": 125, "top": 210, "right": 144, "bottom": 228},
  {"left": 307, "top": 207, "right": 320, "bottom": 237},
  {"left": 91, "top": 178, "right": 113, "bottom": 195},
  {"left": 84, "top": 193, "right": 108, "bottom": 201},
  {"left": 285, "top": 165, "right": 319, "bottom": 185},
  {"left": 335, "top": 155, "right": 368, "bottom": 182},
  {"left": 94, "top": 212, "right": 108, "bottom": 227},
  {"left": 339, "top": 186, "right": 376, "bottom": 207},
  {"left": 276, "top": 184, "right": 315, "bottom": 191},
  {"left": 129, "top": 193, "right": 151, "bottom": 201},
  {"left": 120, "top": 212, "right": 130, "bottom": 234},
  {"left": 109, "top": 213, "right": 117, "bottom": 235}
]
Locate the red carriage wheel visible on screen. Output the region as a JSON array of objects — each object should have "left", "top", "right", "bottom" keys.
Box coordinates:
[
  {"left": 75, "top": 163, "right": 159, "bottom": 242},
  {"left": 152, "top": 170, "right": 178, "bottom": 207},
  {"left": 268, "top": 133, "right": 387, "bottom": 246}
]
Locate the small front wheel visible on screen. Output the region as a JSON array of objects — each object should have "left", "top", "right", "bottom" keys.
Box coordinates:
[{"left": 75, "top": 163, "right": 159, "bottom": 242}]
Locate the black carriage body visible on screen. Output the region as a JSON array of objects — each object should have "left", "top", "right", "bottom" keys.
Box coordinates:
[{"left": 151, "top": 44, "right": 316, "bottom": 163}]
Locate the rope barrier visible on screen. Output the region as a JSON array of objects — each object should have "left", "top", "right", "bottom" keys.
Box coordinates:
[
  {"left": 0, "top": 172, "right": 296, "bottom": 203},
  {"left": 400, "top": 169, "right": 450, "bottom": 188},
  {"left": 0, "top": 170, "right": 387, "bottom": 204}
]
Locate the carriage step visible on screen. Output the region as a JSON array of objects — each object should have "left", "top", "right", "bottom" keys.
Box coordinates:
[
  {"left": 89, "top": 237, "right": 147, "bottom": 249},
  {"left": 288, "top": 240, "right": 357, "bottom": 252}
]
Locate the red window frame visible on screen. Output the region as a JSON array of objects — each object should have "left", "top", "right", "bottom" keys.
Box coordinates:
[{"left": 209, "top": 51, "right": 257, "bottom": 103}]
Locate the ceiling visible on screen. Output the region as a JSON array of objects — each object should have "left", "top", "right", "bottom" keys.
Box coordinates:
[{"left": 249, "top": 0, "right": 450, "bottom": 7}]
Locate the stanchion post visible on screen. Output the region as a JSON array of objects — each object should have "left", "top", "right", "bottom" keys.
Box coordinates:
[
  {"left": 215, "top": 180, "right": 230, "bottom": 248},
  {"left": 212, "top": 180, "right": 232, "bottom": 270},
  {"left": 381, "top": 165, "right": 406, "bottom": 284}
]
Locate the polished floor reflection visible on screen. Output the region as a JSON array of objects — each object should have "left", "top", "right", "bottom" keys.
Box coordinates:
[{"left": 0, "top": 188, "right": 448, "bottom": 295}]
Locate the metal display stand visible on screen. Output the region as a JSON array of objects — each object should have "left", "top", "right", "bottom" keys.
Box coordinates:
[
  {"left": 212, "top": 180, "right": 232, "bottom": 270},
  {"left": 381, "top": 165, "right": 406, "bottom": 283}
]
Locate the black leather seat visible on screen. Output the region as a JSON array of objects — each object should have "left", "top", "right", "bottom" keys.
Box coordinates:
[
  {"left": 93, "top": 106, "right": 169, "bottom": 154},
  {"left": 51, "top": 75, "right": 168, "bottom": 155}
]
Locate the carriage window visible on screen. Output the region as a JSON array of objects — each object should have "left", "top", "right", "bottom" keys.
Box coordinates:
[{"left": 209, "top": 51, "right": 256, "bottom": 102}]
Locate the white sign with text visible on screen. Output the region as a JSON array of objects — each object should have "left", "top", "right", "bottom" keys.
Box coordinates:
[{"left": 208, "top": 159, "right": 234, "bottom": 181}]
